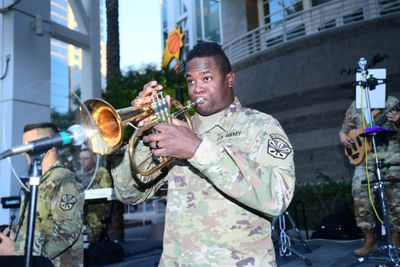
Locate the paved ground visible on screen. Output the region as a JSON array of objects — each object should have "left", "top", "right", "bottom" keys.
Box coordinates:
[
  {"left": 93, "top": 202, "right": 400, "bottom": 267},
  {"left": 97, "top": 227, "right": 400, "bottom": 267}
]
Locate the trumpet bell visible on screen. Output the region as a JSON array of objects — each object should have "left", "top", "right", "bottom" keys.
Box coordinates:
[
  {"left": 82, "top": 98, "right": 124, "bottom": 155},
  {"left": 79, "top": 92, "right": 203, "bottom": 186}
]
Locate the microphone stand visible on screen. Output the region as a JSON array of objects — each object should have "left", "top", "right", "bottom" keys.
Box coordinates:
[
  {"left": 350, "top": 58, "right": 400, "bottom": 267},
  {"left": 24, "top": 152, "right": 44, "bottom": 267}
]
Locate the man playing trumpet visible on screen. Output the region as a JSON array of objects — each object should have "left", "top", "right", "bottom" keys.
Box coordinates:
[{"left": 111, "top": 42, "right": 295, "bottom": 267}]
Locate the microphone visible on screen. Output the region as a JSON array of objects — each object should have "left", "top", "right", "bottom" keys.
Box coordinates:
[{"left": 0, "top": 124, "right": 87, "bottom": 160}]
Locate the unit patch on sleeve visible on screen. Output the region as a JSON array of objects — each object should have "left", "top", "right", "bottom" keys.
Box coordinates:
[
  {"left": 60, "top": 194, "right": 77, "bottom": 211},
  {"left": 267, "top": 133, "right": 293, "bottom": 159}
]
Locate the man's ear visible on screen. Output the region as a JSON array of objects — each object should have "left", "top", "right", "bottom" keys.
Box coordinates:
[{"left": 227, "top": 72, "right": 235, "bottom": 88}]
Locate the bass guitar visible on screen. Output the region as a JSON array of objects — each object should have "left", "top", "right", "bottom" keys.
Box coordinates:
[{"left": 345, "top": 102, "right": 400, "bottom": 165}]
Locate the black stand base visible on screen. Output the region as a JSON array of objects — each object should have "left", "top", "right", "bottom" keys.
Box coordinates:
[
  {"left": 272, "top": 211, "right": 313, "bottom": 266},
  {"left": 0, "top": 256, "right": 53, "bottom": 267},
  {"left": 347, "top": 243, "right": 400, "bottom": 266}
]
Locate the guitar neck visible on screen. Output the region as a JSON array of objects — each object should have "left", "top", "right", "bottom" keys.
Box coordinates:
[{"left": 375, "top": 102, "right": 400, "bottom": 126}]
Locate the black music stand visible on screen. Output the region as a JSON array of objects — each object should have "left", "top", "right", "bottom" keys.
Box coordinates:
[{"left": 347, "top": 58, "right": 400, "bottom": 267}]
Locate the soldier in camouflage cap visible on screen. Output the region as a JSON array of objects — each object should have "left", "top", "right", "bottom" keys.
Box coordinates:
[
  {"left": 77, "top": 149, "right": 113, "bottom": 244},
  {"left": 339, "top": 96, "right": 400, "bottom": 256},
  {"left": 0, "top": 122, "right": 84, "bottom": 267},
  {"left": 112, "top": 42, "right": 296, "bottom": 266}
]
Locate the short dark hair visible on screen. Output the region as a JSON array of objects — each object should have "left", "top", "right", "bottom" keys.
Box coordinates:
[
  {"left": 187, "top": 42, "right": 232, "bottom": 75},
  {"left": 23, "top": 122, "right": 59, "bottom": 134},
  {"left": 80, "top": 148, "right": 94, "bottom": 155}
]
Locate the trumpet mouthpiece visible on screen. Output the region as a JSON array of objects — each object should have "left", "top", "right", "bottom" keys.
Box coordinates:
[{"left": 195, "top": 98, "right": 204, "bottom": 104}]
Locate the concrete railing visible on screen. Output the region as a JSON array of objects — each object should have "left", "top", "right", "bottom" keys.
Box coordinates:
[{"left": 223, "top": 0, "right": 400, "bottom": 65}]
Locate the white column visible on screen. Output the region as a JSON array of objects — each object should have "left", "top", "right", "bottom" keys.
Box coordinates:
[
  {"left": 0, "top": 0, "right": 51, "bottom": 224},
  {"left": 80, "top": 0, "right": 101, "bottom": 101}
]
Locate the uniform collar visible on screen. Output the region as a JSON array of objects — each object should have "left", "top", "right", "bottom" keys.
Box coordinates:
[
  {"left": 220, "top": 97, "right": 242, "bottom": 130},
  {"left": 40, "top": 160, "right": 63, "bottom": 183},
  {"left": 192, "top": 97, "right": 242, "bottom": 133}
]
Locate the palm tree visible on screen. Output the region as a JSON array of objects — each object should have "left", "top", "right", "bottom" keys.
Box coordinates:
[{"left": 106, "top": 0, "right": 121, "bottom": 81}]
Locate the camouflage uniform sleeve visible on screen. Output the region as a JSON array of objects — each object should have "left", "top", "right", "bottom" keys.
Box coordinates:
[
  {"left": 188, "top": 116, "right": 295, "bottom": 217},
  {"left": 43, "top": 169, "right": 83, "bottom": 259},
  {"left": 339, "top": 101, "right": 357, "bottom": 135},
  {"left": 387, "top": 96, "right": 400, "bottom": 131},
  {"left": 111, "top": 144, "right": 165, "bottom": 205}
]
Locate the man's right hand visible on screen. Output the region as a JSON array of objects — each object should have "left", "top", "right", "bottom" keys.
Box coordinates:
[
  {"left": 339, "top": 133, "right": 354, "bottom": 148},
  {"left": 131, "top": 80, "right": 163, "bottom": 108},
  {"left": 131, "top": 81, "right": 164, "bottom": 127}
]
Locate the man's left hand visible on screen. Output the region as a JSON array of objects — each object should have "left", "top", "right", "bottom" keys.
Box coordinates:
[{"left": 142, "top": 118, "right": 202, "bottom": 159}]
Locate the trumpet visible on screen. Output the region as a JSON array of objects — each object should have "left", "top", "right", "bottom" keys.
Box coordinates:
[{"left": 80, "top": 92, "right": 203, "bottom": 183}]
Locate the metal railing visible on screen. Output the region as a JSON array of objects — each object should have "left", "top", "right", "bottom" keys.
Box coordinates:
[{"left": 222, "top": 0, "right": 400, "bottom": 65}]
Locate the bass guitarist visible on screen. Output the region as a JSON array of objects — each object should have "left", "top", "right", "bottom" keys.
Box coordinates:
[{"left": 339, "top": 95, "right": 400, "bottom": 257}]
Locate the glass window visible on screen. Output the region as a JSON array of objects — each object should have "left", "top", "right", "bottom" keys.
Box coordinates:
[
  {"left": 263, "top": 0, "right": 303, "bottom": 26},
  {"left": 162, "top": 1, "right": 168, "bottom": 29},
  {"left": 52, "top": 75, "right": 69, "bottom": 87},
  {"left": 312, "top": 0, "right": 334, "bottom": 7},
  {"left": 203, "top": 0, "right": 221, "bottom": 42},
  {"left": 265, "top": 0, "right": 284, "bottom": 25},
  {"left": 51, "top": 57, "right": 68, "bottom": 76},
  {"left": 51, "top": 95, "right": 69, "bottom": 113},
  {"left": 283, "top": 0, "right": 303, "bottom": 16},
  {"left": 195, "top": 0, "right": 221, "bottom": 43},
  {"left": 51, "top": 6, "right": 67, "bottom": 18},
  {"left": 52, "top": 0, "right": 67, "bottom": 6},
  {"left": 51, "top": 84, "right": 70, "bottom": 97},
  {"left": 51, "top": 38, "right": 70, "bottom": 111},
  {"left": 49, "top": 1, "right": 105, "bottom": 112},
  {"left": 196, "top": 0, "right": 202, "bottom": 40},
  {"left": 52, "top": 45, "right": 68, "bottom": 57},
  {"left": 51, "top": 15, "right": 68, "bottom": 25}
]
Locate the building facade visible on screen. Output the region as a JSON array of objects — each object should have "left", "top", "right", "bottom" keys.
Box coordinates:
[
  {"left": 51, "top": 0, "right": 106, "bottom": 112},
  {"left": 161, "top": 0, "right": 400, "bottom": 182},
  {"left": 0, "top": 0, "right": 102, "bottom": 224},
  {"left": 162, "top": 0, "right": 222, "bottom": 64}
]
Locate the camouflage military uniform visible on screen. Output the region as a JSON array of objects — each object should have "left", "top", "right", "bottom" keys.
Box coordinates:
[
  {"left": 15, "top": 161, "right": 84, "bottom": 267},
  {"left": 77, "top": 166, "right": 113, "bottom": 243},
  {"left": 339, "top": 96, "right": 400, "bottom": 231},
  {"left": 112, "top": 98, "right": 296, "bottom": 267}
]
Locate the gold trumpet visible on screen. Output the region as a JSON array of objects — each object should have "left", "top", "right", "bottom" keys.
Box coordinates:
[{"left": 80, "top": 92, "right": 203, "bottom": 183}]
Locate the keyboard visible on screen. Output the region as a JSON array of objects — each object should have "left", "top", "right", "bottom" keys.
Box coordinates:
[{"left": 84, "top": 188, "right": 117, "bottom": 201}]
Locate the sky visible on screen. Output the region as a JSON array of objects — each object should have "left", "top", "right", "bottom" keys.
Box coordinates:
[{"left": 119, "top": 0, "right": 163, "bottom": 71}]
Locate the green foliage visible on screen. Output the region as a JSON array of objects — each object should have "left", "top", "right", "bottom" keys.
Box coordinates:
[
  {"left": 102, "top": 64, "right": 187, "bottom": 109},
  {"left": 51, "top": 108, "right": 76, "bottom": 131},
  {"left": 287, "top": 173, "right": 353, "bottom": 230}
]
